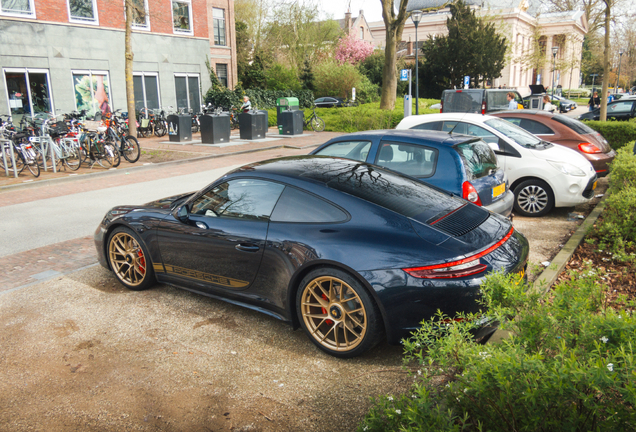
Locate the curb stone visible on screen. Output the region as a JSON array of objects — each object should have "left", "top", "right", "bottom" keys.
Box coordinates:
[{"left": 487, "top": 193, "right": 609, "bottom": 344}]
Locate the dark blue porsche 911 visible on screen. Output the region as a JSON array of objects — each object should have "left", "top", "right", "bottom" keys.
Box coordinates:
[{"left": 95, "top": 156, "right": 528, "bottom": 357}]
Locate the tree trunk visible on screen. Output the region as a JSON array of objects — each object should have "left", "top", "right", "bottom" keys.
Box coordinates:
[
  {"left": 380, "top": 30, "right": 398, "bottom": 110},
  {"left": 599, "top": 1, "right": 611, "bottom": 121},
  {"left": 125, "top": 0, "right": 137, "bottom": 137}
]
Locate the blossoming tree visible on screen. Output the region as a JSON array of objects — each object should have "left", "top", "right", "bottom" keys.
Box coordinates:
[{"left": 335, "top": 33, "right": 375, "bottom": 65}]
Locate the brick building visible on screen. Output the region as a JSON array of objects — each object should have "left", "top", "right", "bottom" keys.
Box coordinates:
[{"left": 0, "top": 0, "right": 236, "bottom": 123}]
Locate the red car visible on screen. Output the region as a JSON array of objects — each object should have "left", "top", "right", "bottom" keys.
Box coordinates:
[{"left": 491, "top": 110, "right": 616, "bottom": 177}]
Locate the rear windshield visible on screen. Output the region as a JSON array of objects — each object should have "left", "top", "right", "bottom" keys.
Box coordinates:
[
  {"left": 486, "top": 92, "right": 512, "bottom": 111},
  {"left": 551, "top": 115, "right": 596, "bottom": 135},
  {"left": 454, "top": 140, "right": 499, "bottom": 180},
  {"left": 484, "top": 117, "right": 545, "bottom": 148},
  {"left": 443, "top": 91, "right": 481, "bottom": 113}
]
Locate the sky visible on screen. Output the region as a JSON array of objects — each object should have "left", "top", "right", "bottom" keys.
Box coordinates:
[{"left": 318, "top": 0, "right": 384, "bottom": 23}]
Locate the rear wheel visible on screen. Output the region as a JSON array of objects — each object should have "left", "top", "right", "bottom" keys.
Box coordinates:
[
  {"left": 310, "top": 115, "right": 325, "bottom": 132},
  {"left": 107, "top": 227, "right": 155, "bottom": 290},
  {"left": 513, "top": 179, "right": 554, "bottom": 217},
  {"left": 101, "top": 143, "right": 120, "bottom": 168},
  {"left": 122, "top": 136, "right": 140, "bottom": 163},
  {"left": 297, "top": 268, "right": 383, "bottom": 358},
  {"left": 63, "top": 142, "right": 83, "bottom": 171},
  {"left": 154, "top": 121, "right": 167, "bottom": 137}
]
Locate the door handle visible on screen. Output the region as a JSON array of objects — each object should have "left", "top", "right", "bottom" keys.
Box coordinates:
[{"left": 235, "top": 244, "right": 260, "bottom": 252}]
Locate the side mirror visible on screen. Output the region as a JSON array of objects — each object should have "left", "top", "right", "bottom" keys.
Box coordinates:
[{"left": 175, "top": 205, "right": 189, "bottom": 222}]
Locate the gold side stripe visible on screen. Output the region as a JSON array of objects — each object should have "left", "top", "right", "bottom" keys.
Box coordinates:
[
  {"left": 153, "top": 263, "right": 165, "bottom": 272},
  {"left": 162, "top": 264, "right": 249, "bottom": 288}
]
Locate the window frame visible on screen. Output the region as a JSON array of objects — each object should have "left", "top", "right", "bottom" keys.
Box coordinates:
[
  {"left": 215, "top": 63, "right": 228, "bottom": 87},
  {"left": 171, "top": 0, "right": 193, "bottom": 35},
  {"left": 0, "top": 0, "right": 36, "bottom": 18},
  {"left": 212, "top": 7, "right": 226, "bottom": 46},
  {"left": 373, "top": 141, "right": 439, "bottom": 179},
  {"left": 3, "top": 67, "right": 54, "bottom": 120},
  {"left": 133, "top": 71, "right": 161, "bottom": 114},
  {"left": 174, "top": 73, "right": 200, "bottom": 112},
  {"left": 128, "top": 0, "right": 150, "bottom": 31},
  {"left": 67, "top": 0, "right": 99, "bottom": 25},
  {"left": 70, "top": 69, "right": 112, "bottom": 117},
  {"left": 270, "top": 185, "right": 349, "bottom": 224}
]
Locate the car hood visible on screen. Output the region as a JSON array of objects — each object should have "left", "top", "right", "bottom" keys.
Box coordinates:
[
  {"left": 143, "top": 192, "right": 195, "bottom": 209},
  {"left": 530, "top": 142, "right": 595, "bottom": 171}
]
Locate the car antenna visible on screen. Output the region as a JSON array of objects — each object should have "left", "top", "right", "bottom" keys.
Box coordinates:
[{"left": 447, "top": 112, "right": 468, "bottom": 136}]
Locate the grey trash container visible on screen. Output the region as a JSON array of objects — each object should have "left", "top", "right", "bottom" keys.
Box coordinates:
[
  {"left": 279, "top": 109, "right": 303, "bottom": 135},
  {"left": 239, "top": 111, "right": 268, "bottom": 140},
  {"left": 167, "top": 114, "right": 192, "bottom": 143},
  {"left": 199, "top": 114, "right": 230, "bottom": 144}
]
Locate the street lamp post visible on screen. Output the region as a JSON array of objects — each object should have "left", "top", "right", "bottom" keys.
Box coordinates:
[
  {"left": 551, "top": 46, "right": 558, "bottom": 98},
  {"left": 411, "top": 10, "right": 422, "bottom": 115},
  {"left": 616, "top": 49, "right": 624, "bottom": 94}
]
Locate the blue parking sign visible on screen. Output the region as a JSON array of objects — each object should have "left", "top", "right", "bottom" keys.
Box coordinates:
[
  {"left": 400, "top": 69, "right": 409, "bottom": 81},
  {"left": 464, "top": 76, "right": 470, "bottom": 86}
]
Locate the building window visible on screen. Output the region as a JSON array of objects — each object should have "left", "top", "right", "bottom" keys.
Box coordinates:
[
  {"left": 3, "top": 68, "right": 53, "bottom": 125},
  {"left": 216, "top": 64, "right": 228, "bottom": 87},
  {"left": 1, "top": 0, "right": 36, "bottom": 18},
  {"left": 213, "top": 8, "right": 226, "bottom": 45},
  {"left": 67, "top": 0, "right": 98, "bottom": 24},
  {"left": 72, "top": 70, "right": 112, "bottom": 118},
  {"left": 133, "top": 72, "right": 161, "bottom": 114},
  {"left": 131, "top": 0, "right": 149, "bottom": 30},
  {"left": 360, "top": 26, "right": 364, "bottom": 39},
  {"left": 174, "top": 74, "right": 200, "bottom": 112},
  {"left": 172, "top": 0, "right": 192, "bottom": 35}
]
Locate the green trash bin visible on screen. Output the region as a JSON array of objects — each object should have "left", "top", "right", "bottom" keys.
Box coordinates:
[{"left": 276, "top": 97, "right": 300, "bottom": 132}]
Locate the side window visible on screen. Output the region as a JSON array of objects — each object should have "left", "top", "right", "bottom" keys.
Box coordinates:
[
  {"left": 191, "top": 179, "right": 284, "bottom": 221},
  {"left": 411, "top": 121, "right": 442, "bottom": 131},
  {"left": 608, "top": 102, "right": 633, "bottom": 113},
  {"left": 502, "top": 117, "right": 522, "bottom": 127},
  {"left": 271, "top": 187, "right": 348, "bottom": 223},
  {"left": 315, "top": 140, "right": 372, "bottom": 162},
  {"left": 520, "top": 119, "right": 554, "bottom": 135},
  {"left": 315, "top": 98, "right": 324, "bottom": 103},
  {"left": 375, "top": 142, "right": 438, "bottom": 178},
  {"left": 464, "top": 124, "right": 499, "bottom": 144},
  {"left": 441, "top": 121, "right": 468, "bottom": 135}
]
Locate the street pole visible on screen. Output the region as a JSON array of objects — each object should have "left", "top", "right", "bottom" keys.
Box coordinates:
[
  {"left": 411, "top": 10, "right": 422, "bottom": 115},
  {"left": 551, "top": 46, "right": 558, "bottom": 97},
  {"left": 616, "top": 50, "right": 624, "bottom": 94},
  {"left": 591, "top": 73, "right": 598, "bottom": 91}
]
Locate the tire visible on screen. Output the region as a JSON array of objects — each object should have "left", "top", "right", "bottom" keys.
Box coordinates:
[
  {"left": 100, "top": 143, "right": 120, "bottom": 168},
  {"left": 310, "top": 116, "right": 325, "bottom": 132},
  {"left": 25, "top": 154, "right": 40, "bottom": 177},
  {"left": 63, "top": 141, "right": 83, "bottom": 171},
  {"left": 122, "top": 136, "right": 140, "bottom": 163},
  {"left": 107, "top": 226, "right": 155, "bottom": 291},
  {"left": 154, "top": 121, "right": 167, "bottom": 137},
  {"left": 513, "top": 179, "right": 554, "bottom": 217},
  {"left": 296, "top": 268, "right": 383, "bottom": 358}
]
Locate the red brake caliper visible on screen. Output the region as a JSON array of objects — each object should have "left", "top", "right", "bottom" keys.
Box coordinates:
[
  {"left": 137, "top": 250, "right": 146, "bottom": 274},
  {"left": 322, "top": 294, "right": 333, "bottom": 326}
]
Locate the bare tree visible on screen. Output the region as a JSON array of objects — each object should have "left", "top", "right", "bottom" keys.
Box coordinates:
[
  {"left": 541, "top": 0, "right": 605, "bottom": 33},
  {"left": 379, "top": 0, "right": 409, "bottom": 110},
  {"left": 124, "top": 0, "right": 136, "bottom": 137}
]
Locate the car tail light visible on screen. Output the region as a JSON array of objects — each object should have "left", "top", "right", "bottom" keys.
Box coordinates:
[
  {"left": 578, "top": 142, "right": 602, "bottom": 154},
  {"left": 440, "top": 99, "right": 443, "bottom": 113},
  {"left": 481, "top": 101, "right": 486, "bottom": 115},
  {"left": 403, "top": 227, "right": 514, "bottom": 279},
  {"left": 462, "top": 181, "right": 483, "bottom": 206}
]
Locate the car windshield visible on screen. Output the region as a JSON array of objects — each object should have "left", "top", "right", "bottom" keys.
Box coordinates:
[
  {"left": 484, "top": 117, "right": 543, "bottom": 148},
  {"left": 454, "top": 140, "right": 499, "bottom": 180}
]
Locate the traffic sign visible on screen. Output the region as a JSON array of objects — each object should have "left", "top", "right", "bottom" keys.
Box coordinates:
[
  {"left": 464, "top": 76, "right": 470, "bottom": 88},
  {"left": 400, "top": 69, "right": 409, "bottom": 81}
]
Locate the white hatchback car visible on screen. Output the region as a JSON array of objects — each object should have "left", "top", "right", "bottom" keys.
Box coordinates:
[{"left": 396, "top": 113, "right": 598, "bottom": 217}]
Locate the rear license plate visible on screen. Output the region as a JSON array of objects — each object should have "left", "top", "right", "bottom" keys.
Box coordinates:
[
  {"left": 492, "top": 183, "right": 505, "bottom": 198},
  {"left": 592, "top": 181, "right": 597, "bottom": 190}
]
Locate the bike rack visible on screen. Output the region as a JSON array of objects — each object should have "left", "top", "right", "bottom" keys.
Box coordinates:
[
  {"left": 1, "top": 138, "right": 18, "bottom": 178},
  {"left": 29, "top": 135, "right": 57, "bottom": 173}
]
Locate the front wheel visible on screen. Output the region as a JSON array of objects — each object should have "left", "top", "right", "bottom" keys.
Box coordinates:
[
  {"left": 154, "top": 121, "right": 167, "bottom": 137},
  {"left": 122, "top": 136, "right": 140, "bottom": 163},
  {"left": 296, "top": 268, "right": 383, "bottom": 358},
  {"left": 513, "top": 179, "right": 554, "bottom": 217},
  {"left": 310, "top": 115, "right": 325, "bottom": 132},
  {"left": 101, "top": 143, "right": 120, "bottom": 168},
  {"left": 107, "top": 227, "right": 155, "bottom": 291},
  {"left": 63, "top": 142, "right": 83, "bottom": 171}
]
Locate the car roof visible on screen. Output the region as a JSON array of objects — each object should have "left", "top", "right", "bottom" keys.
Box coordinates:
[
  {"left": 491, "top": 110, "right": 556, "bottom": 118},
  {"left": 323, "top": 129, "right": 481, "bottom": 147},
  {"left": 397, "top": 113, "right": 497, "bottom": 129}
]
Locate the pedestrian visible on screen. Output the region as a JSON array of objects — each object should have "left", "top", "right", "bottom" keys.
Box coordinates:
[
  {"left": 240, "top": 95, "right": 251, "bottom": 113},
  {"left": 588, "top": 91, "right": 600, "bottom": 111},
  {"left": 607, "top": 90, "right": 614, "bottom": 104},
  {"left": 542, "top": 95, "right": 555, "bottom": 113},
  {"left": 507, "top": 92, "right": 518, "bottom": 110}
]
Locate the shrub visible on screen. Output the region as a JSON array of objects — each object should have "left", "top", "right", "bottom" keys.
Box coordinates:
[
  {"left": 594, "top": 186, "right": 636, "bottom": 252},
  {"left": 314, "top": 60, "right": 363, "bottom": 99},
  {"left": 355, "top": 75, "right": 380, "bottom": 105},
  {"left": 607, "top": 145, "right": 636, "bottom": 194},
  {"left": 360, "top": 270, "right": 636, "bottom": 432},
  {"left": 264, "top": 63, "right": 302, "bottom": 91},
  {"left": 204, "top": 88, "right": 314, "bottom": 110},
  {"left": 583, "top": 121, "right": 636, "bottom": 150}
]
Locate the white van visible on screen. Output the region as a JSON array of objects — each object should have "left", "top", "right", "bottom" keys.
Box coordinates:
[{"left": 396, "top": 113, "right": 597, "bottom": 217}]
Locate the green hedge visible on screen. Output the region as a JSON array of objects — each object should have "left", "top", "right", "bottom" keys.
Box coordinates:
[
  {"left": 204, "top": 88, "right": 314, "bottom": 110},
  {"left": 583, "top": 120, "right": 636, "bottom": 151}
]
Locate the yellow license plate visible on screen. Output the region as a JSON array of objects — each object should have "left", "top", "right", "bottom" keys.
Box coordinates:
[
  {"left": 492, "top": 183, "right": 506, "bottom": 198},
  {"left": 592, "top": 181, "right": 597, "bottom": 190}
]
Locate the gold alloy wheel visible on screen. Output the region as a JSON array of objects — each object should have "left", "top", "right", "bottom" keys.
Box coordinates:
[
  {"left": 300, "top": 276, "right": 367, "bottom": 352},
  {"left": 108, "top": 232, "right": 147, "bottom": 287}
]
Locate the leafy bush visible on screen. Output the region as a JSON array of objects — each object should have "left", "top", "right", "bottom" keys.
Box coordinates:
[
  {"left": 204, "top": 88, "right": 314, "bottom": 110},
  {"left": 264, "top": 63, "right": 302, "bottom": 91},
  {"left": 594, "top": 186, "right": 636, "bottom": 253},
  {"left": 355, "top": 75, "right": 380, "bottom": 105},
  {"left": 360, "top": 270, "right": 636, "bottom": 432},
  {"left": 583, "top": 120, "right": 636, "bottom": 150},
  {"left": 607, "top": 145, "right": 636, "bottom": 194},
  {"left": 314, "top": 60, "right": 363, "bottom": 99}
]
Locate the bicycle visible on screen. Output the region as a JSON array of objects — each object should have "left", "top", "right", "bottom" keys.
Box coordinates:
[
  {"left": 79, "top": 124, "right": 120, "bottom": 169},
  {"left": 302, "top": 106, "right": 325, "bottom": 132},
  {"left": 40, "top": 117, "right": 83, "bottom": 171},
  {"left": 103, "top": 110, "right": 141, "bottom": 163},
  {"left": 228, "top": 106, "right": 240, "bottom": 129},
  {"left": 1, "top": 115, "right": 41, "bottom": 177}
]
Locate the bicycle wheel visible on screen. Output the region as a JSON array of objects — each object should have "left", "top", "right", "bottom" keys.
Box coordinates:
[
  {"left": 25, "top": 156, "right": 40, "bottom": 177},
  {"left": 121, "top": 135, "right": 140, "bottom": 163},
  {"left": 99, "top": 143, "right": 120, "bottom": 169},
  {"left": 311, "top": 115, "right": 325, "bottom": 132},
  {"left": 63, "top": 141, "right": 83, "bottom": 171},
  {"left": 154, "top": 121, "right": 167, "bottom": 137}
]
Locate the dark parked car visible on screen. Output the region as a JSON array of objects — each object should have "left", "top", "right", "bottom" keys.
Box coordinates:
[
  {"left": 95, "top": 157, "right": 528, "bottom": 358},
  {"left": 441, "top": 89, "right": 525, "bottom": 114},
  {"left": 314, "top": 97, "right": 344, "bottom": 108},
  {"left": 578, "top": 99, "right": 636, "bottom": 121},
  {"left": 491, "top": 110, "right": 616, "bottom": 177},
  {"left": 311, "top": 130, "right": 514, "bottom": 217},
  {"left": 549, "top": 94, "right": 577, "bottom": 112}
]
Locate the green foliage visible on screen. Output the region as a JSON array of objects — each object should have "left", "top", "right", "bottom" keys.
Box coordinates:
[
  {"left": 360, "top": 271, "right": 636, "bottom": 432},
  {"left": 583, "top": 121, "right": 636, "bottom": 151},
  {"left": 358, "top": 51, "right": 410, "bottom": 97},
  {"left": 314, "top": 60, "right": 362, "bottom": 99},
  {"left": 607, "top": 146, "right": 636, "bottom": 194},
  {"left": 240, "top": 54, "right": 267, "bottom": 89},
  {"left": 264, "top": 63, "right": 301, "bottom": 91},
  {"left": 355, "top": 75, "right": 381, "bottom": 105},
  {"left": 299, "top": 58, "right": 315, "bottom": 92},
  {"left": 235, "top": 20, "right": 250, "bottom": 83}
]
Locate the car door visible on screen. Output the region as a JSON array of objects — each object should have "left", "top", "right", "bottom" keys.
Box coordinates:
[{"left": 156, "top": 178, "right": 285, "bottom": 293}]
